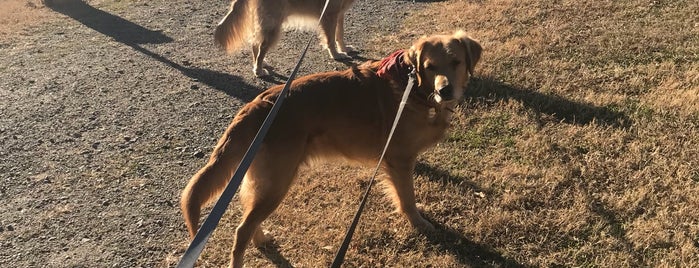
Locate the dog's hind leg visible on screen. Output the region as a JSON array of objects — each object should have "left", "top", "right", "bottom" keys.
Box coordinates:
[
  {"left": 180, "top": 133, "right": 249, "bottom": 239},
  {"left": 382, "top": 157, "right": 435, "bottom": 232},
  {"left": 320, "top": 12, "right": 350, "bottom": 60},
  {"left": 251, "top": 14, "right": 282, "bottom": 77},
  {"left": 180, "top": 105, "right": 268, "bottom": 239},
  {"left": 229, "top": 141, "right": 306, "bottom": 268}
]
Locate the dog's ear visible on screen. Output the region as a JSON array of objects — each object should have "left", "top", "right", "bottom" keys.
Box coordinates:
[
  {"left": 454, "top": 31, "right": 482, "bottom": 76},
  {"left": 405, "top": 44, "right": 423, "bottom": 85}
]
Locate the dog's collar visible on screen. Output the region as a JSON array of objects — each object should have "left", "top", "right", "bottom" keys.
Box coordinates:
[
  {"left": 376, "top": 50, "right": 414, "bottom": 90},
  {"left": 377, "top": 50, "right": 462, "bottom": 115}
]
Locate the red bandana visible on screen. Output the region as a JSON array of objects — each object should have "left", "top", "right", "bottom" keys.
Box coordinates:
[{"left": 376, "top": 49, "right": 412, "bottom": 89}]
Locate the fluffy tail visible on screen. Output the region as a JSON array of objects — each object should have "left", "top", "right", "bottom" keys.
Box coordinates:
[
  {"left": 214, "top": 0, "right": 253, "bottom": 52},
  {"left": 180, "top": 105, "right": 266, "bottom": 239}
]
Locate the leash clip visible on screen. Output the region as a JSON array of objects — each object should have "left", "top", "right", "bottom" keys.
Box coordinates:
[
  {"left": 408, "top": 65, "right": 417, "bottom": 80},
  {"left": 405, "top": 65, "right": 418, "bottom": 92}
]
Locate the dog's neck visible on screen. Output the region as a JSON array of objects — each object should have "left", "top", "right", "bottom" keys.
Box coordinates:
[
  {"left": 376, "top": 50, "right": 435, "bottom": 108},
  {"left": 376, "top": 50, "right": 413, "bottom": 89},
  {"left": 376, "top": 49, "right": 453, "bottom": 114}
]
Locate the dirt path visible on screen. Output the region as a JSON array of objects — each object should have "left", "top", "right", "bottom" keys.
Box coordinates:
[{"left": 0, "top": 0, "right": 421, "bottom": 266}]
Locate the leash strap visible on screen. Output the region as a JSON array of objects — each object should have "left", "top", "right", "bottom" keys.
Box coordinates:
[
  {"left": 176, "top": 1, "right": 332, "bottom": 267},
  {"left": 330, "top": 68, "right": 417, "bottom": 268}
]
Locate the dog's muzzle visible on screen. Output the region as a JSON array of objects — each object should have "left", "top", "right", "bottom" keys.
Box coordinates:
[{"left": 433, "top": 84, "right": 454, "bottom": 103}]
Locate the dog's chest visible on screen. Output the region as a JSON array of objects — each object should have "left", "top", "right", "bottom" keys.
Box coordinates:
[
  {"left": 403, "top": 108, "right": 453, "bottom": 148},
  {"left": 427, "top": 108, "right": 454, "bottom": 124}
]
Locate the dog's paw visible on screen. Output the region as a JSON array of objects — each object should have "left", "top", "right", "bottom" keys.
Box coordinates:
[
  {"left": 412, "top": 216, "right": 436, "bottom": 232},
  {"left": 408, "top": 206, "right": 436, "bottom": 232},
  {"left": 331, "top": 51, "right": 351, "bottom": 61},
  {"left": 339, "top": 44, "right": 356, "bottom": 53},
  {"left": 261, "top": 60, "right": 273, "bottom": 69},
  {"left": 252, "top": 229, "right": 273, "bottom": 247},
  {"left": 253, "top": 66, "right": 270, "bottom": 77}
]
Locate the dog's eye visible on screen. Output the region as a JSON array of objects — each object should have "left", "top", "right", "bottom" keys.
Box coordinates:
[
  {"left": 451, "top": 60, "right": 462, "bottom": 66},
  {"left": 424, "top": 64, "right": 435, "bottom": 71}
]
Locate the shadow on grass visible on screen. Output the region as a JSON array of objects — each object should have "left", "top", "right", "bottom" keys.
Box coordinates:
[
  {"left": 413, "top": 162, "right": 526, "bottom": 267},
  {"left": 257, "top": 242, "right": 294, "bottom": 268},
  {"left": 48, "top": 0, "right": 259, "bottom": 102},
  {"left": 423, "top": 221, "right": 528, "bottom": 268},
  {"left": 415, "top": 162, "right": 489, "bottom": 194},
  {"left": 467, "top": 77, "right": 632, "bottom": 128},
  {"left": 587, "top": 197, "right": 643, "bottom": 266}
]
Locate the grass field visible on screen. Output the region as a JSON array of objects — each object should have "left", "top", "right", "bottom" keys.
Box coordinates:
[
  {"left": 202, "top": 1, "right": 699, "bottom": 267},
  {"left": 358, "top": 0, "right": 699, "bottom": 267}
]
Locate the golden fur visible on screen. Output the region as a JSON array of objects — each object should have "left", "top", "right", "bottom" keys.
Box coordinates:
[
  {"left": 181, "top": 31, "right": 482, "bottom": 267},
  {"left": 214, "top": 0, "right": 357, "bottom": 77}
]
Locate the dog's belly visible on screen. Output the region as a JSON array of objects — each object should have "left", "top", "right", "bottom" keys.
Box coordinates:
[
  {"left": 303, "top": 125, "right": 386, "bottom": 165},
  {"left": 282, "top": 0, "right": 329, "bottom": 16}
]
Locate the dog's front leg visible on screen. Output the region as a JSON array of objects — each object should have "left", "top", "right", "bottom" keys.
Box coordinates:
[
  {"left": 320, "top": 14, "right": 350, "bottom": 60},
  {"left": 383, "top": 158, "right": 435, "bottom": 231},
  {"left": 334, "top": 13, "right": 355, "bottom": 54}
]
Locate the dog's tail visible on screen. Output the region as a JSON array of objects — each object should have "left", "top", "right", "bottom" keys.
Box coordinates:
[
  {"left": 214, "top": 0, "right": 253, "bottom": 52},
  {"left": 180, "top": 103, "right": 267, "bottom": 239}
]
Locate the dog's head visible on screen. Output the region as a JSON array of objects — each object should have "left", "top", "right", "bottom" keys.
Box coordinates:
[{"left": 405, "top": 31, "right": 482, "bottom": 104}]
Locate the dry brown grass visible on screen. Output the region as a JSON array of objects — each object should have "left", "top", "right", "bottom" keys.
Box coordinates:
[
  {"left": 195, "top": 0, "right": 699, "bottom": 267},
  {"left": 0, "top": 0, "right": 50, "bottom": 36}
]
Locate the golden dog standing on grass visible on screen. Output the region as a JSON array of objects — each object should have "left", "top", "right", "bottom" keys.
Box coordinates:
[
  {"left": 215, "top": 0, "right": 357, "bottom": 77},
  {"left": 181, "top": 31, "right": 482, "bottom": 267}
]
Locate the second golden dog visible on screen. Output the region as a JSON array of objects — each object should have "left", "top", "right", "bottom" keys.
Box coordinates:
[{"left": 215, "top": 0, "right": 357, "bottom": 77}]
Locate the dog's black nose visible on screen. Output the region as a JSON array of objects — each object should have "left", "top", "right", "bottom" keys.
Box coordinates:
[{"left": 437, "top": 84, "right": 454, "bottom": 100}]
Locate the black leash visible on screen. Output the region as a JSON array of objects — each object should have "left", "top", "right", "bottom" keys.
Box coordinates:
[
  {"left": 330, "top": 67, "right": 417, "bottom": 268},
  {"left": 176, "top": 1, "right": 332, "bottom": 267}
]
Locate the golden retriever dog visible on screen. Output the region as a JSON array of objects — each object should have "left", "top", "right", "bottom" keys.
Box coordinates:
[
  {"left": 181, "top": 31, "right": 482, "bottom": 267},
  {"left": 215, "top": 0, "right": 357, "bottom": 77}
]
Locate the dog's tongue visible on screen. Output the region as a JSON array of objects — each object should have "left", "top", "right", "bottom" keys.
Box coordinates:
[{"left": 376, "top": 49, "right": 411, "bottom": 87}]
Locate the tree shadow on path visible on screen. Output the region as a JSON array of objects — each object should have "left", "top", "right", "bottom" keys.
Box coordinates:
[
  {"left": 47, "top": 0, "right": 172, "bottom": 45},
  {"left": 48, "top": 0, "right": 258, "bottom": 102}
]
